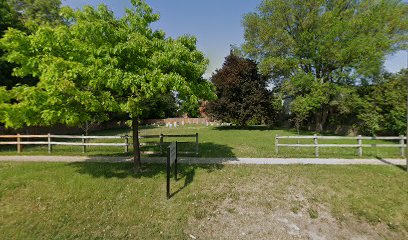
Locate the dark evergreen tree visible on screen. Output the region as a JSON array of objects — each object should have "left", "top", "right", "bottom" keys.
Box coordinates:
[{"left": 207, "top": 53, "right": 272, "bottom": 126}]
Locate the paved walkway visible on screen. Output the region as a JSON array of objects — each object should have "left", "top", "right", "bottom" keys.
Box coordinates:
[{"left": 0, "top": 155, "right": 406, "bottom": 166}]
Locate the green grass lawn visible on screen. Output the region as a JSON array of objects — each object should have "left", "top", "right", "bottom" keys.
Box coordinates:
[
  {"left": 0, "top": 162, "right": 407, "bottom": 239},
  {"left": 0, "top": 124, "right": 405, "bottom": 158}
]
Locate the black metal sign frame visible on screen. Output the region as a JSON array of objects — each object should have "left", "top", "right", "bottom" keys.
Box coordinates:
[{"left": 167, "top": 141, "right": 178, "bottom": 199}]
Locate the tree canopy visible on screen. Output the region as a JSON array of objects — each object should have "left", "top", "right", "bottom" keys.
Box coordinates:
[
  {"left": 207, "top": 53, "right": 272, "bottom": 126},
  {"left": 1, "top": 0, "right": 62, "bottom": 90},
  {"left": 7, "top": 0, "right": 62, "bottom": 29},
  {"left": 0, "top": 0, "right": 215, "bottom": 170},
  {"left": 243, "top": 0, "right": 408, "bottom": 132},
  {"left": 356, "top": 70, "right": 408, "bottom": 135}
]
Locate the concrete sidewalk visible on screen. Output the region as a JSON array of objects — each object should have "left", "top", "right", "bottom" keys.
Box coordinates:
[{"left": 0, "top": 155, "right": 406, "bottom": 166}]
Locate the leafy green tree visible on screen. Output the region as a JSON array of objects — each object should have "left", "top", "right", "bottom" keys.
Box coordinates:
[
  {"left": 207, "top": 53, "right": 272, "bottom": 126},
  {"left": 1, "top": 0, "right": 22, "bottom": 89},
  {"left": 356, "top": 70, "right": 407, "bottom": 135},
  {"left": 1, "top": 0, "right": 62, "bottom": 90},
  {"left": 1, "top": 0, "right": 21, "bottom": 33},
  {"left": 141, "top": 94, "right": 178, "bottom": 119},
  {"left": 243, "top": 0, "right": 408, "bottom": 132},
  {"left": 0, "top": 0, "right": 214, "bottom": 171},
  {"left": 7, "top": 0, "right": 62, "bottom": 29}
]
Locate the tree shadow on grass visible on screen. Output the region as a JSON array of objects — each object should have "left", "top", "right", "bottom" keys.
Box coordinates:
[
  {"left": 68, "top": 162, "right": 222, "bottom": 199},
  {"left": 68, "top": 142, "right": 234, "bottom": 197}
]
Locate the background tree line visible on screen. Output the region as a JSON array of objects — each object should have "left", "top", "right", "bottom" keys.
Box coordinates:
[{"left": 206, "top": 0, "right": 407, "bottom": 136}]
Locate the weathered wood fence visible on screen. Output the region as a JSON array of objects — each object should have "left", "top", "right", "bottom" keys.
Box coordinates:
[
  {"left": 275, "top": 134, "right": 407, "bottom": 157},
  {"left": 0, "top": 133, "right": 199, "bottom": 155}
]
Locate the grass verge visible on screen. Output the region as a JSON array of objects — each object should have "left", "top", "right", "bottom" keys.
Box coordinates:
[{"left": 0, "top": 162, "right": 407, "bottom": 239}]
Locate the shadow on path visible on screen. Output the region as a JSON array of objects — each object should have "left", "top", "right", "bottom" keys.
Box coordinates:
[{"left": 375, "top": 157, "right": 407, "bottom": 171}]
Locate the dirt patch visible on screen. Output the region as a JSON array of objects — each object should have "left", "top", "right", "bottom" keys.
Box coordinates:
[{"left": 185, "top": 177, "right": 401, "bottom": 239}]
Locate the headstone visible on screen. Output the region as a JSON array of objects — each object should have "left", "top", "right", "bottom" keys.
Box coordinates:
[{"left": 174, "top": 122, "right": 177, "bottom": 128}]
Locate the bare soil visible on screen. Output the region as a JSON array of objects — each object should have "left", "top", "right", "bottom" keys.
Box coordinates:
[{"left": 185, "top": 174, "right": 403, "bottom": 240}]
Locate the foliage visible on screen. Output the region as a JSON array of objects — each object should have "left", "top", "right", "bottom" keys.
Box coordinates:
[
  {"left": 243, "top": 0, "right": 408, "bottom": 132},
  {"left": 1, "top": 0, "right": 214, "bottom": 126},
  {"left": 0, "top": 0, "right": 21, "bottom": 34},
  {"left": 0, "top": 0, "right": 215, "bottom": 170},
  {"left": 0, "top": 0, "right": 21, "bottom": 89},
  {"left": 1, "top": 0, "right": 61, "bottom": 90},
  {"left": 356, "top": 70, "right": 407, "bottom": 135},
  {"left": 141, "top": 94, "right": 178, "bottom": 119},
  {"left": 283, "top": 71, "right": 359, "bottom": 131},
  {"left": 207, "top": 53, "right": 272, "bottom": 126},
  {"left": 7, "top": 0, "right": 62, "bottom": 30}
]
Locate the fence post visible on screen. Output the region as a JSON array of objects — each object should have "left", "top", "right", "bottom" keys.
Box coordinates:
[
  {"left": 125, "top": 135, "right": 129, "bottom": 153},
  {"left": 17, "top": 133, "right": 21, "bottom": 153},
  {"left": 82, "top": 134, "right": 86, "bottom": 153},
  {"left": 174, "top": 141, "right": 178, "bottom": 181},
  {"left": 160, "top": 134, "right": 164, "bottom": 154},
  {"left": 314, "top": 134, "right": 319, "bottom": 157},
  {"left": 357, "top": 135, "right": 362, "bottom": 157},
  {"left": 166, "top": 146, "right": 170, "bottom": 199},
  {"left": 195, "top": 133, "right": 199, "bottom": 156},
  {"left": 275, "top": 134, "right": 279, "bottom": 155},
  {"left": 400, "top": 135, "right": 405, "bottom": 157},
  {"left": 48, "top": 133, "right": 52, "bottom": 154}
]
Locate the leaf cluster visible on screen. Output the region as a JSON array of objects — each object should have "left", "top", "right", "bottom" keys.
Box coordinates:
[
  {"left": 0, "top": 0, "right": 215, "bottom": 128},
  {"left": 207, "top": 54, "right": 272, "bottom": 126},
  {"left": 356, "top": 70, "right": 408, "bottom": 135}
]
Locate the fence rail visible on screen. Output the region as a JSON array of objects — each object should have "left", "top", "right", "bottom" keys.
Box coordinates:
[
  {"left": 275, "top": 134, "right": 407, "bottom": 157},
  {"left": 0, "top": 133, "right": 199, "bottom": 155}
]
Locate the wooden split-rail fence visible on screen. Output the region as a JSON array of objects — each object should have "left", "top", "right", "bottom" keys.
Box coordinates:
[
  {"left": 0, "top": 133, "right": 199, "bottom": 155},
  {"left": 275, "top": 134, "right": 407, "bottom": 157}
]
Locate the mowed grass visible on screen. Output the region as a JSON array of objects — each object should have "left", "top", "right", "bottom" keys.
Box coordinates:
[
  {"left": 0, "top": 124, "right": 405, "bottom": 158},
  {"left": 0, "top": 162, "right": 407, "bottom": 239}
]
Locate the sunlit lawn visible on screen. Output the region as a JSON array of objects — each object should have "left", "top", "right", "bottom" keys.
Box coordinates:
[
  {"left": 0, "top": 162, "right": 407, "bottom": 239},
  {"left": 0, "top": 124, "right": 405, "bottom": 158}
]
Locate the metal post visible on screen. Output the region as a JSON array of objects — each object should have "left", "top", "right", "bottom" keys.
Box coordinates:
[
  {"left": 160, "top": 134, "right": 164, "bottom": 154},
  {"left": 17, "top": 133, "right": 21, "bottom": 153},
  {"left": 314, "top": 134, "right": 319, "bottom": 157},
  {"left": 275, "top": 134, "right": 279, "bottom": 155},
  {"left": 48, "top": 133, "right": 52, "bottom": 154},
  {"left": 166, "top": 147, "right": 170, "bottom": 199},
  {"left": 174, "top": 141, "right": 178, "bottom": 181},
  {"left": 195, "top": 133, "right": 199, "bottom": 156},
  {"left": 357, "top": 135, "right": 362, "bottom": 157},
  {"left": 82, "top": 134, "right": 86, "bottom": 153},
  {"left": 125, "top": 135, "right": 129, "bottom": 153},
  {"left": 400, "top": 135, "right": 405, "bottom": 157}
]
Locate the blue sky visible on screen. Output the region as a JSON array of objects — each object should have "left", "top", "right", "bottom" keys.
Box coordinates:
[{"left": 63, "top": 0, "right": 407, "bottom": 78}]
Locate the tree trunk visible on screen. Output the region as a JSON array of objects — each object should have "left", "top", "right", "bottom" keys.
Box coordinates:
[
  {"left": 132, "top": 116, "right": 142, "bottom": 172},
  {"left": 315, "top": 108, "right": 329, "bottom": 133}
]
